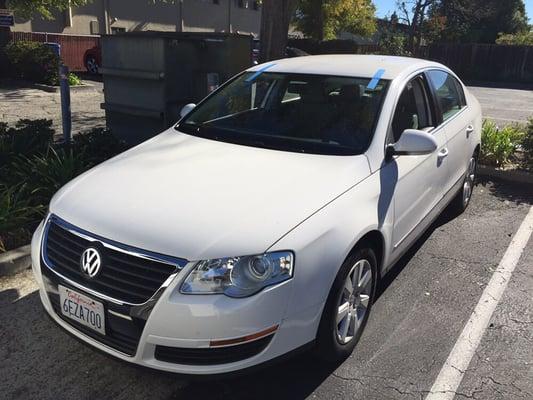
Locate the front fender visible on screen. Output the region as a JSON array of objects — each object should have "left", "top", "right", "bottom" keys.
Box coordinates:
[{"left": 267, "top": 169, "right": 392, "bottom": 336}]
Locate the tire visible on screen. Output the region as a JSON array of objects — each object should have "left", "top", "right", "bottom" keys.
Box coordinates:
[
  {"left": 85, "top": 56, "right": 99, "bottom": 74},
  {"left": 315, "top": 246, "right": 378, "bottom": 363},
  {"left": 449, "top": 152, "right": 477, "bottom": 215}
]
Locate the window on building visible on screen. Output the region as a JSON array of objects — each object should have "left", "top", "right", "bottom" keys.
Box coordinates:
[
  {"left": 111, "top": 27, "right": 126, "bottom": 34},
  {"left": 89, "top": 20, "right": 100, "bottom": 34},
  {"left": 235, "top": 0, "right": 259, "bottom": 9}
]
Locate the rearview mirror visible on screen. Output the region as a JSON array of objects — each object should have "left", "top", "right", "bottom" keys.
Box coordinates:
[
  {"left": 386, "top": 129, "right": 437, "bottom": 158},
  {"left": 180, "top": 103, "right": 196, "bottom": 119}
]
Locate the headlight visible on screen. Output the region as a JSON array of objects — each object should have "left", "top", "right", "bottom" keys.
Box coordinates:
[{"left": 180, "top": 251, "right": 294, "bottom": 298}]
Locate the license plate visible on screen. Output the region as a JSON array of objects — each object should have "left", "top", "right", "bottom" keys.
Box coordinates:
[{"left": 58, "top": 285, "right": 105, "bottom": 335}]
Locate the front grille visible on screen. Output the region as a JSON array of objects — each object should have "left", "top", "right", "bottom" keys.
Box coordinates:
[
  {"left": 48, "top": 290, "right": 143, "bottom": 356},
  {"left": 154, "top": 335, "right": 273, "bottom": 365},
  {"left": 43, "top": 216, "right": 181, "bottom": 304}
]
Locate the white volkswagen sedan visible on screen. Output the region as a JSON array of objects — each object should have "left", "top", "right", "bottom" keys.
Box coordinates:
[{"left": 31, "top": 55, "right": 481, "bottom": 375}]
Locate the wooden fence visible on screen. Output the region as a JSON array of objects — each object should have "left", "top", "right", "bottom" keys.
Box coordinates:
[
  {"left": 288, "top": 39, "right": 533, "bottom": 83},
  {"left": 420, "top": 43, "right": 533, "bottom": 84},
  {"left": 9, "top": 31, "right": 100, "bottom": 72}
]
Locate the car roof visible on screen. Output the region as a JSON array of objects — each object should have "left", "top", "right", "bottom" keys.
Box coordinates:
[{"left": 246, "top": 54, "right": 447, "bottom": 81}]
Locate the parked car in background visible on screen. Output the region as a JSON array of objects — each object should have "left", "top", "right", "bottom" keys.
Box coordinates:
[
  {"left": 32, "top": 55, "right": 481, "bottom": 375},
  {"left": 83, "top": 45, "right": 101, "bottom": 74}
]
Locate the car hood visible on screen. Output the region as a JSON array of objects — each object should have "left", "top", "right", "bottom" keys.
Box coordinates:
[{"left": 50, "top": 129, "right": 371, "bottom": 261}]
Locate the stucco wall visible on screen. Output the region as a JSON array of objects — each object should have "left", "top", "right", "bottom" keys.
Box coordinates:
[
  {"left": 13, "top": 2, "right": 105, "bottom": 35},
  {"left": 12, "top": 0, "right": 261, "bottom": 36},
  {"left": 108, "top": 0, "right": 177, "bottom": 32}
]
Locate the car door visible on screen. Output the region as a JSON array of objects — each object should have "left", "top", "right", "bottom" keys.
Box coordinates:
[
  {"left": 384, "top": 73, "right": 451, "bottom": 252},
  {"left": 426, "top": 70, "right": 471, "bottom": 191}
]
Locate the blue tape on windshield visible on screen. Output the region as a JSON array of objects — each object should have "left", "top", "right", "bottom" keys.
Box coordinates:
[
  {"left": 245, "top": 62, "right": 276, "bottom": 82},
  {"left": 366, "top": 69, "right": 385, "bottom": 90}
]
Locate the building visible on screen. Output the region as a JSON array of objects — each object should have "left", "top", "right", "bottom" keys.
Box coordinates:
[{"left": 12, "top": 0, "right": 262, "bottom": 37}]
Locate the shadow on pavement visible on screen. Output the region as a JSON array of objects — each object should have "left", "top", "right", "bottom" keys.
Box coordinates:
[{"left": 477, "top": 177, "right": 533, "bottom": 206}]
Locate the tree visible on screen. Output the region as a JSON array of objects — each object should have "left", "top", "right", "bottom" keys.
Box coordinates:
[
  {"left": 295, "top": 0, "right": 376, "bottom": 41},
  {"left": 6, "top": 0, "right": 92, "bottom": 20},
  {"left": 396, "top": 0, "right": 437, "bottom": 51},
  {"left": 496, "top": 32, "right": 533, "bottom": 46},
  {"left": 259, "top": 0, "right": 297, "bottom": 62},
  {"left": 429, "top": 0, "right": 529, "bottom": 43}
]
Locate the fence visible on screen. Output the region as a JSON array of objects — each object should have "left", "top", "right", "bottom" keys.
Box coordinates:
[
  {"left": 288, "top": 39, "right": 533, "bottom": 84},
  {"left": 421, "top": 44, "right": 533, "bottom": 84},
  {"left": 288, "top": 38, "right": 381, "bottom": 55},
  {"left": 9, "top": 31, "right": 100, "bottom": 72}
]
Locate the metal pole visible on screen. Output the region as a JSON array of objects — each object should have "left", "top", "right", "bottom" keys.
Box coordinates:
[
  {"left": 178, "top": 0, "right": 183, "bottom": 32},
  {"left": 59, "top": 64, "right": 72, "bottom": 143},
  {"left": 227, "top": 0, "right": 232, "bottom": 33}
]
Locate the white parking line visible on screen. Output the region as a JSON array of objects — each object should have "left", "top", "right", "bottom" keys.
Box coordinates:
[{"left": 426, "top": 206, "right": 533, "bottom": 400}]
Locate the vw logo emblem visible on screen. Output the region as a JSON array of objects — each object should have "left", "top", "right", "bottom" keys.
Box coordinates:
[{"left": 80, "top": 247, "right": 102, "bottom": 278}]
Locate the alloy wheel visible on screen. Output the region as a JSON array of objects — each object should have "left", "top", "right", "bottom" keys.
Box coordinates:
[
  {"left": 462, "top": 156, "right": 476, "bottom": 207},
  {"left": 86, "top": 57, "right": 98, "bottom": 74},
  {"left": 336, "top": 259, "right": 373, "bottom": 345}
]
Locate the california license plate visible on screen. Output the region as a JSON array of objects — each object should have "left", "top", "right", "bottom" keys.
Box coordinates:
[{"left": 58, "top": 285, "right": 105, "bottom": 335}]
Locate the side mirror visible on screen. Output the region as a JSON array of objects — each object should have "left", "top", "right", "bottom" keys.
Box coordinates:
[
  {"left": 386, "top": 129, "right": 438, "bottom": 158},
  {"left": 180, "top": 103, "right": 196, "bottom": 119}
]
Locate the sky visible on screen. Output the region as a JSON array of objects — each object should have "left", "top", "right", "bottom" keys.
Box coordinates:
[{"left": 373, "top": 0, "right": 533, "bottom": 22}]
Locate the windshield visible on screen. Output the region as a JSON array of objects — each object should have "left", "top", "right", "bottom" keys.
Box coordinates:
[{"left": 177, "top": 72, "right": 389, "bottom": 155}]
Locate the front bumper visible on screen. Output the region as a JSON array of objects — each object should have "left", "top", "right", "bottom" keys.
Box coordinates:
[{"left": 31, "top": 219, "right": 319, "bottom": 374}]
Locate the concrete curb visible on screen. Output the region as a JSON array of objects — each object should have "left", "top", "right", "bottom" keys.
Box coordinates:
[
  {"left": 478, "top": 164, "right": 533, "bottom": 185},
  {"left": 0, "top": 79, "right": 96, "bottom": 93},
  {"left": 33, "top": 82, "right": 96, "bottom": 93},
  {"left": 0, "top": 245, "right": 31, "bottom": 277}
]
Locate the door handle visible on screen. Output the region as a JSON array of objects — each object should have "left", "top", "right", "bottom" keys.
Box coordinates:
[
  {"left": 438, "top": 148, "right": 449, "bottom": 159},
  {"left": 466, "top": 125, "right": 474, "bottom": 137}
]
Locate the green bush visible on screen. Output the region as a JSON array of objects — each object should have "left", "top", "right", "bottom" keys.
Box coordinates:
[
  {"left": 72, "top": 128, "right": 127, "bottom": 163},
  {"left": 522, "top": 118, "right": 533, "bottom": 168},
  {"left": 0, "top": 119, "right": 54, "bottom": 183},
  {"left": 0, "top": 184, "right": 45, "bottom": 252},
  {"left": 10, "top": 147, "right": 93, "bottom": 206},
  {"left": 5, "top": 41, "right": 60, "bottom": 85},
  {"left": 0, "top": 122, "right": 127, "bottom": 253},
  {"left": 68, "top": 72, "right": 82, "bottom": 86},
  {"left": 496, "top": 32, "right": 533, "bottom": 46},
  {"left": 480, "top": 120, "right": 524, "bottom": 166}
]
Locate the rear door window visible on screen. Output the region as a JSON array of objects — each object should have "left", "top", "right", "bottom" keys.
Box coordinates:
[{"left": 427, "top": 70, "right": 466, "bottom": 122}]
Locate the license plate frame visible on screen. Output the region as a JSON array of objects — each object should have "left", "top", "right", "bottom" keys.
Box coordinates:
[{"left": 58, "top": 285, "right": 106, "bottom": 335}]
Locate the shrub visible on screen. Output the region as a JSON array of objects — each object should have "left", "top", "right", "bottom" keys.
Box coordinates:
[
  {"left": 522, "top": 118, "right": 533, "bottom": 168},
  {"left": 496, "top": 32, "right": 533, "bottom": 46},
  {"left": 68, "top": 72, "right": 82, "bottom": 86},
  {"left": 72, "top": 128, "right": 127, "bottom": 164},
  {"left": 5, "top": 41, "right": 60, "bottom": 85},
  {"left": 10, "top": 147, "right": 94, "bottom": 206},
  {"left": 0, "top": 184, "right": 46, "bottom": 252},
  {"left": 480, "top": 120, "right": 525, "bottom": 166},
  {"left": 0, "top": 119, "right": 54, "bottom": 183},
  {"left": 0, "top": 121, "right": 128, "bottom": 253}
]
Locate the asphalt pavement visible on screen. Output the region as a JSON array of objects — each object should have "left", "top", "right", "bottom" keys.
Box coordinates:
[
  {"left": 467, "top": 84, "right": 533, "bottom": 126},
  {"left": 1, "top": 178, "right": 532, "bottom": 400}
]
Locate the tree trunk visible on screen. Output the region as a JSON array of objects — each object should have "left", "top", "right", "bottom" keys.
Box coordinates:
[
  {"left": 408, "top": 1, "right": 422, "bottom": 52},
  {"left": 316, "top": 0, "right": 324, "bottom": 41},
  {"left": 259, "top": 0, "right": 297, "bottom": 63}
]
